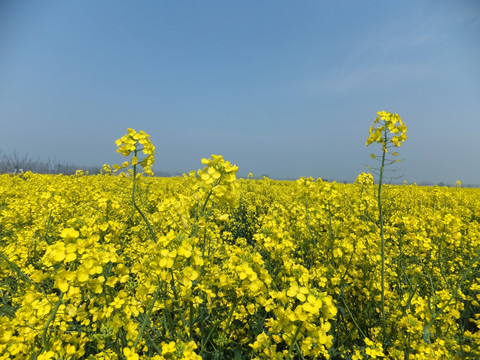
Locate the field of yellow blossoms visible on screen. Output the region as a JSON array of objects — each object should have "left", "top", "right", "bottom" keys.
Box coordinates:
[{"left": 1, "top": 125, "right": 479, "bottom": 359}]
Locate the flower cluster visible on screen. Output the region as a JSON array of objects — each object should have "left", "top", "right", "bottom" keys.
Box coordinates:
[
  {"left": 113, "top": 128, "right": 155, "bottom": 175},
  {"left": 366, "top": 111, "right": 407, "bottom": 152},
  {"left": 195, "top": 154, "right": 240, "bottom": 207},
  {"left": 355, "top": 172, "right": 374, "bottom": 185}
]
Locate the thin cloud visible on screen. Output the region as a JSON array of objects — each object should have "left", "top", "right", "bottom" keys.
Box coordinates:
[{"left": 300, "top": 61, "right": 432, "bottom": 95}]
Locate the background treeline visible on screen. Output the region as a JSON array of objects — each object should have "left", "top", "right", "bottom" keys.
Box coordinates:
[
  {"left": 0, "top": 150, "right": 98, "bottom": 175},
  {"left": 0, "top": 150, "right": 180, "bottom": 176}
]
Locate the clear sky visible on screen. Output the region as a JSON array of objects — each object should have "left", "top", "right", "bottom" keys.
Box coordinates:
[{"left": 1, "top": 1, "right": 479, "bottom": 184}]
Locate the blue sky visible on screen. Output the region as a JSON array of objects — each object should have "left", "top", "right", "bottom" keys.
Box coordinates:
[{"left": 1, "top": 1, "right": 479, "bottom": 184}]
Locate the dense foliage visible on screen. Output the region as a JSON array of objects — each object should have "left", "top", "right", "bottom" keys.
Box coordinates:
[{"left": 1, "top": 169, "right": 479, "bottom": 359}]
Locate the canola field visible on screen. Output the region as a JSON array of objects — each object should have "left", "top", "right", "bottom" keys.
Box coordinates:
[
  {"left": 1, "top": 167, "right": 479, "bottom": 360},
  {"left": 0, "top": 124, "right": 479, "bottom": 359}
]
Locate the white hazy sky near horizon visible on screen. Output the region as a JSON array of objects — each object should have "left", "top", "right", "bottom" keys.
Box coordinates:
[{"left": 1, "top": 0, "right": 479, "bottom": 184}]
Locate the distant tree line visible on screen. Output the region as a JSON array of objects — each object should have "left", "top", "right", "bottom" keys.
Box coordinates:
[
  {"left": 0, "top": 149, "right": 182, "bottom": 176},
  {"left": 0, "top": 150, "right": 100, "bottom": 175}
]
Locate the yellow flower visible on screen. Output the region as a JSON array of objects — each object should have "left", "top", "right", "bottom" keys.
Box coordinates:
[
  {"left": 366, "top": 111, "right": 407, "bottom": 150},
  {"left": 364, "top": 337, "right": 384, "bottom": 358},
  {"left": 37, "top": 351, "right": 56, "bottom": 360},
  {"left": 76, "top": 266, "right": 90, "bottom": 283},
  {"left": 287, "top": 285, "right": 309, "bottom": 302},
  {"left": 60, "top": 227, "right": 79, "bottom": 239},
  {"left": 54, "top": 269, "right": 75, "bottom": 292},
  {"left": 182, "top": 266, "right": 199, "bottom": 282},
  {"left": 123, "top": 347, "right": 139, "bottom": 360},
  {"left": 115, "top": 128, "right": 155, "bottom": 175},
  {"left": 44, "top": 242, "right": 66, "bottom": 264},
  {"left": 162, "top": 341, "right": 176, "bottom": 354}
]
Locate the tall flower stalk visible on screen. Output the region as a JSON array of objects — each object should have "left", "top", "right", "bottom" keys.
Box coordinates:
[
  {"left": 113, "top": 128, "right": 157, "bottom": 242},
  {"left": 366, "top": 111, "right": 407, "bottom": 346}
]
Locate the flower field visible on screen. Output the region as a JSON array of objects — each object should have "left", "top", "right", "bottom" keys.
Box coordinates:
[
  {"left": 1, "top": 167, "right": 479, "bottom": 359},
  {"left": 1, "top": 123, "right": 479, "bottom": 359}
]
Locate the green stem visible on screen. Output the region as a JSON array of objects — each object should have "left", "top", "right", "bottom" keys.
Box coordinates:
[
  {"left": 44, "top": 211, "right": 53, "bottom": 245},
  {"left": 200, "top": 300, "right": 238, "bottom": 356},
  {"left": 304, "top": 197, "right": 316, "bottom": 247},
  {"left": 295, "top": 341, "right": 306, "bottom": 360},
  {"left": 42, "top": 292, "right": 64, "bottom": 350},
  {"left": 190, "top": 188, "right": 213, "bottom": 239},
  {"left": 134, "top": 280, "right": 163, "bottom": 350},
  {"left": 170, "top": 271, "right": 188, "bottom": 337},
  {"left": 378, "top": 125, "right": 387, "bottom": 346},
  {"left": 131, "top": 156, "right": 157, "bottom": 243},
  {"left": 327, "top": 202, "right": 335, "bottom": 267},
  {"left": 286, "top": 322, "right": 304, "bottom": 360},
  {"left": 189, "top": 301, "right": 194, "bottom": 340},
  {"left": 341, "top": 295, "right": 367, "bottom": 339}
]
